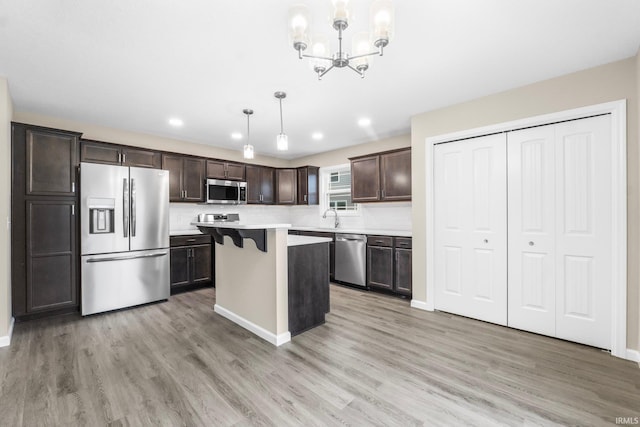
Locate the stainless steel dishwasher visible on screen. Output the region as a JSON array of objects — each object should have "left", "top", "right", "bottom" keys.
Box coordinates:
[{"left": 334, "top": 234, "right": 367, "bottom": 288}]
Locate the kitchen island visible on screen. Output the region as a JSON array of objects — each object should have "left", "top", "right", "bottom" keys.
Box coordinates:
[{"left": 192, "top": 221, "right": 331, "bottom": 346}]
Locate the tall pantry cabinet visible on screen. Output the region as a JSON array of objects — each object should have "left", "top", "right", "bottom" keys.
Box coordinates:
[
  {"left": 11, "top": 123, "right": 81, "bottom": 320},
  {"left": 433, "top": 115, "right": 613, "bottom": 350}
]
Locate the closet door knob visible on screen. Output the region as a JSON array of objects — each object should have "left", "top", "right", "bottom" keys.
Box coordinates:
[
  {"left": 529, "top": 241, "right": 534, "bottom": 246},
  {"left": 483, "top": 239, "right": 488, "bottom": 243}
]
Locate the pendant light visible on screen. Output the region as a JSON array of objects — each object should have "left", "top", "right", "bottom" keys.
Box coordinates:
[
  {"left": 242, "top": 109, "right": 254, "bottom": 159},
  {"left": 274, "top": 91, "right": 288, "bottom": 151}
]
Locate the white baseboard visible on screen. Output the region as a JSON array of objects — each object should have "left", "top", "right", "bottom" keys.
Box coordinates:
[
  {"left": 0, "top": 317, "right": 15, "bottom": 348},
  {"left": 410, "top": 299, "right": 433, "bottom": 311},
  {"left": 214, "top": 304, "right": 291, "bottom": 346},
  {"left": 626, "top": 348, "right": 640, "bottom": 365}
]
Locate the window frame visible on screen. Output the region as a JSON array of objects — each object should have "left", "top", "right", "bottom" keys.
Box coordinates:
[{"left": 319, "top": 163, "right": 360, "bottom": 216}]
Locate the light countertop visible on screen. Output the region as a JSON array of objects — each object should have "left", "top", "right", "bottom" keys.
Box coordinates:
[
  {"left": 287, "top": 235, "right": 333, "bottom": 247},
  {"left": 170, "top": 229, "right": 203, "bottom": 236},
  {"left": 190, "top": 222, "right": 292, "bottom": 230},
  {"left": 290, "top": 226, "right": 411, "bottom": 238}
]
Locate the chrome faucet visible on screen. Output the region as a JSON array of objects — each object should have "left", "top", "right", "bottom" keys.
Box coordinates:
[{"left": 323, "top": 208, "right": 340, "bottom": 228}]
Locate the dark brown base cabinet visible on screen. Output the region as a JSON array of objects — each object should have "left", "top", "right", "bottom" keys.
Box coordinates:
[
  {"left": 367, "top": 236, "right": 412, "bottom": 296},
  {"left": 170, "top": 235, "right": 213, "bottom": 293},
  {"left": 288, "top": 242, "right": 330, "bottom": 336},
  {"left": 289, "top": 230, "right": 335, "bottom": 281},
  {"left": 12, "top": 123, "right": 81, "bottom": 320}
]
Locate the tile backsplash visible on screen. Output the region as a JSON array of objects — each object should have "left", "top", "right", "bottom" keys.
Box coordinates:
[{"left": 170, "top": 202, "right": 411, "bottom": 232}]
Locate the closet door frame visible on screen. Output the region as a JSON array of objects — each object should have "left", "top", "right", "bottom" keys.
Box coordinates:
[{"left": 419, "top": 100, "right": 628, "bottom": 360}]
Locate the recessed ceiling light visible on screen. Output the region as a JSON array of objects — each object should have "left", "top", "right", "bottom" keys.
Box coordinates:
[
  {"left": 357, "top": 117, "right": 371, "bottom": 127},
  {"left": 168, "top": 118, "right": 183, "bottom": 127},
  {"left": 231, "top": 132, "right": 242, "bottom": 140},
  {"left": 311, "top": 132, "right": 323, "bottom": 140}
]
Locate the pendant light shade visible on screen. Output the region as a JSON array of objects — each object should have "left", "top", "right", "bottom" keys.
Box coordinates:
[
  {"left": 242, "top": 109, "right": 254, "bottom": 160},
  {"left": 274, "top": 91, "right": 289, "bottom": 151},
  {"left": 276, "top": 133, "right": 288, "bottom": 151}
]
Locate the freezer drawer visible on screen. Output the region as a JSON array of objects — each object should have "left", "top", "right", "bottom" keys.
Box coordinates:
[{"left": 81, "top": 249, "right": 170, "bottom": 315}]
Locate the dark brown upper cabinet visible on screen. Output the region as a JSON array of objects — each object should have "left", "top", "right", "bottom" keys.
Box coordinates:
[
  {"left": 206, "top": 159, "right": 246, "bottom": 181},
  {"left": 23, "top": 127, "right": 80, "bottom": 197},
  {"left": 350, "top": 148, "right": 411, "bottom": 202},
  {"left": 351, "top": 155, "right": 380, "bottom": 202},
  {"left": 297, "top": 166, "right": 319, "bottom": 205},
  {"left": 276, "top": 168, "right": 297, "bottom": 205},
  {"left": 80, "top": 139, "right": 162, "bottom": 169},
  {"left": 246, "top": 165, "right": 275, "bottom": 204},
  {"left": 381, "top": 149, "right": 412, "bottom": 201},
  {"left": 162, "top": 154, "right": 205, "bottom": 202}
]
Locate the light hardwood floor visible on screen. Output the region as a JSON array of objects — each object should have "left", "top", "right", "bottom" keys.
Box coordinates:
[{"left": 1, "top": 285, "right": 638, "bottom": 426}]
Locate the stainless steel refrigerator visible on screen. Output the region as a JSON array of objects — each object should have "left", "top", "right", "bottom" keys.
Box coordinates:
[{"left": 80, "top": 162, "right": 170, "bottom": 315}]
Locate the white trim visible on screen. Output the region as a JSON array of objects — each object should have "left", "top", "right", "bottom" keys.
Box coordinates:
[
  {"left": 214, "top": 304, "right": 291, "bottom": 346},
  {"left": 425, "top": 100, "right": 627, "bottom": 358},
  {"left": 0, "top": 317, "right": 15, "bottom": 348},
  {"left": 626, "top": 349, "right": 640, "bottom": 365},
  {"left": 410, "top": 299, "right": 432, "bottom": 311}
]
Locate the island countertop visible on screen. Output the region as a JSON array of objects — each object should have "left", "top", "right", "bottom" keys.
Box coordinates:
[
  {"left": 287, "top": 235, "right": 332, "bottom": 247},
  {"left": 191, "top": 221, "right": 291, "bottom": 230}
]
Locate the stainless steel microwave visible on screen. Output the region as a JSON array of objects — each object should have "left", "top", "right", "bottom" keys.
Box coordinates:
[{"left": 205, "top": 179, "right": 247, "bottom": 204}]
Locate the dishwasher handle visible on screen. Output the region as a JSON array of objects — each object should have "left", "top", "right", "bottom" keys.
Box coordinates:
[{"left": 335, "top": 234, "right": 367, "bottom": 243}]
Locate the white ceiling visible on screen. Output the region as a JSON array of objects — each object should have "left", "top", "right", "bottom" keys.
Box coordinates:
[{"left": 1, "top": 1, "right": 639, "bottom": 159}]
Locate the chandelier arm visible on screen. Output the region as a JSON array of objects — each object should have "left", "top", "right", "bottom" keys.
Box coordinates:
[
  {"left": 319, "top": 65, "right": 335, "bottom": 78},
  {"left": 346, "top": 64, "right": 364, "bottom": 77},
  {"left": 348, "top": 50, "right": 382, "bottom": 61},
  {"left": 301, "top": 53, "right": 334, "bottom": 61}
]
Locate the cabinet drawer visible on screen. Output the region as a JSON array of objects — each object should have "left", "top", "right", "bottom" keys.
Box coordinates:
[
  {"left": 394, "top": 237, "right": 412, "bottom": 249},
  {"left": 367, "top": 235, "right": 393, "bottom": 247},
  {"left": 170, "top": 234, "right": 211, "bottom": 247}
]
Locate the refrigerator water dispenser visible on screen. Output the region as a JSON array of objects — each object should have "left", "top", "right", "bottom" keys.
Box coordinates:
[{"left": 88, "top": 198, "right": 115, "bottom": 234}]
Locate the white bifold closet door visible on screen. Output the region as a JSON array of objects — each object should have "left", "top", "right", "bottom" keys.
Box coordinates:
[
  {"left": 508, "top": 115, "right": 612, "bottom": 349},
  {"left": 434, "top": 133, "right": 507, "bottom": 325}
]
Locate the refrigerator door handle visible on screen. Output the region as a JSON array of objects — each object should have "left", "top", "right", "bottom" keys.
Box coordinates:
[
  {"left": 85, "top": 252, "right": 168, "bottom": 263},
  {"left": 123, "top": 178, "right": 129, "bottom": 237},
  {"left": 131, "top": 178, "right": 137, "bottom": 237}
]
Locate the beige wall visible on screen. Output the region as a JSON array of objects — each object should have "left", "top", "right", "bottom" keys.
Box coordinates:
[
  {"left": 410, "top": 56, "right": 640, "bottom": 351},
  {"left": 215, "top": 229, "right": 289, "bottom": 338},
  {"left": 0, "top": 77, "right": 13, "bottom": 339},
  {"left": 12, "top": 112, "right": 291, "bottom": 168},
  {"left": 290, "top": 134, "right": 410, "bottom": 168},
  {"left": 637, "top": 49, "right": 640, "bottom": 350}
]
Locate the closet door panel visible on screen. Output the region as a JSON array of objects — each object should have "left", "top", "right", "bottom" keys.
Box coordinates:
[
  {"left": 507, "top": 126, "right": 556, "bottom": 336},
  {"left": 554, "top": 115, "right": 612, "bottom": 349},
  {"left": 434, "top": 134, "right": 507, "bottom": 326}
]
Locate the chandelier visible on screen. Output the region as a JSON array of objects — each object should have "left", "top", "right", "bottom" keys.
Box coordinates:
[{"left": 288, "top": 0, "right": 395, "bottom": 80}]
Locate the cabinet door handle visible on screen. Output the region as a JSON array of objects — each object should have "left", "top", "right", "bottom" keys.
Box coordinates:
[
  {"left": 187, "top": 238, "right": 196, "bottom": 242},
  {"left": 382, "top": 189, "right": 385, "bottom": 199},
  {"left": 122, "top": 153, "right": 126, "bottom": 164},
  {"left": 71, "top": 182, "right": 75, "bottom": 193},
  {"left": 304, "top": 194, "right": 307, "bottom": 202},
  {"left": 71, "top": 205, "right": 75, "bottom": 216}
]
